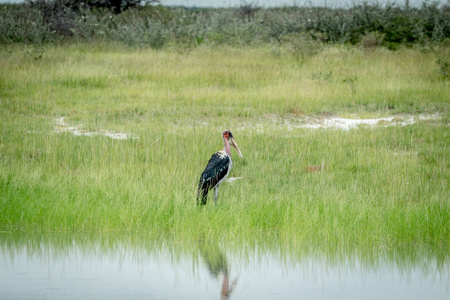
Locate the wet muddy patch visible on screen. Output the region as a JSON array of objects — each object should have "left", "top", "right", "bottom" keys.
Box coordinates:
[
  {"left": 55, "top": 117, "right": 138, "bottom": 140},
  {"left": 226, "top": 177, "right": 243, "bottom": 184}
]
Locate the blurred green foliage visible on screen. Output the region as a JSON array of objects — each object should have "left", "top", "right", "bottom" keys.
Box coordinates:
[{"left": 0, "top": 1, "right": 449, "bottom": 48}]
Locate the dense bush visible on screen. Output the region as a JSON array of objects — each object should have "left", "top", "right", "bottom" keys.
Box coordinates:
[{"left": 0, "top": 0, "right": 449, "bottom": 48}]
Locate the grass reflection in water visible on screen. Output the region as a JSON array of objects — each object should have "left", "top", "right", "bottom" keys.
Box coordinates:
[{"left": 0, "top": 233, "right": 448, "bottom": 299}]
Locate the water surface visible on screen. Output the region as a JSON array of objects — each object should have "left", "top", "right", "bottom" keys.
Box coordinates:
[{"left": 1, "top": 234, "right": 449, "bottom": 299}]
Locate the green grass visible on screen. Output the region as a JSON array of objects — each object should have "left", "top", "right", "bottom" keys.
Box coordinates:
[{"left": 0, "top": 43, "right": 449, "bottom": 249}]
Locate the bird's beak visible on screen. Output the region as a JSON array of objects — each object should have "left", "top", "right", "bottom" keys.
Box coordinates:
[{"left": 229, "top": 137, "right": 243, "bottom": 158}]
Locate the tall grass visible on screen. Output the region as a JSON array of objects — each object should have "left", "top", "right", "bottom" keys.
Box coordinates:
[{"left": 0, "top": 44, "right": 449, "bottom": 249}]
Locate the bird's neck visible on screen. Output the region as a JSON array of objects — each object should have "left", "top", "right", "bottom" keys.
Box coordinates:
[{"left": 223, "top": 137, "right": 231, "bottom": 157}]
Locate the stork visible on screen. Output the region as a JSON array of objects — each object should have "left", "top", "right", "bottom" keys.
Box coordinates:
[{"left": 197, "top": 130, "right": 243, "bottom": 205}]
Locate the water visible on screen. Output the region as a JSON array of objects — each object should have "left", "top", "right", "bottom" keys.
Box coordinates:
[{"left": 1, "top": 234, "right": 449, "bottom": 299}]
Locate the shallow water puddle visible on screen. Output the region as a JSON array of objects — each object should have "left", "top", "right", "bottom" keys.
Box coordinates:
[
  {"left": 239, "top": 113, "right": 442, "bottom": 132},
  {"left": 297, "top": 113, "right": 442, "bottom": 130},
  {"left": 55, "top": 117, "right": 137, "bottom": 140},
  {"left": 1, "top": 234, "right": 448, "bottom": 300}
]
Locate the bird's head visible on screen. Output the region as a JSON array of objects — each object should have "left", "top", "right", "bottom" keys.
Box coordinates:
[{"left": 223, "top": 130, "right": 243, "bottom": 158}]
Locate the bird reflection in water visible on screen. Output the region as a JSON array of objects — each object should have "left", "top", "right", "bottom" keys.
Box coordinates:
[{"left": 199, "top": 241, "right": 238, "bottom": 299}]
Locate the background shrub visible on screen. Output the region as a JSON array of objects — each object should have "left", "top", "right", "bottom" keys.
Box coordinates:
[{"left": 0, "top": 1, "right": 449, "bottom": 49}]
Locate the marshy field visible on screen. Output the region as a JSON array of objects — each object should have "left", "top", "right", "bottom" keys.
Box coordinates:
[
  {"left": 0, "top": 1, "right": 449, "bottom": 298},
  {"left": 1, "top": 42, "right": 449, "bottom": 244}
]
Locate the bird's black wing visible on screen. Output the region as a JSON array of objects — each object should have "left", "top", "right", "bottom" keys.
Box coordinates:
[{"left": 197, "top": 153, "right": 230, "bottom": 205}]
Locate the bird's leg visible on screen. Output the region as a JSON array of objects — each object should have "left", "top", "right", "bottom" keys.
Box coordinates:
[{"left": 214, "top": 187, "right": 218, "bottom": 206}]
